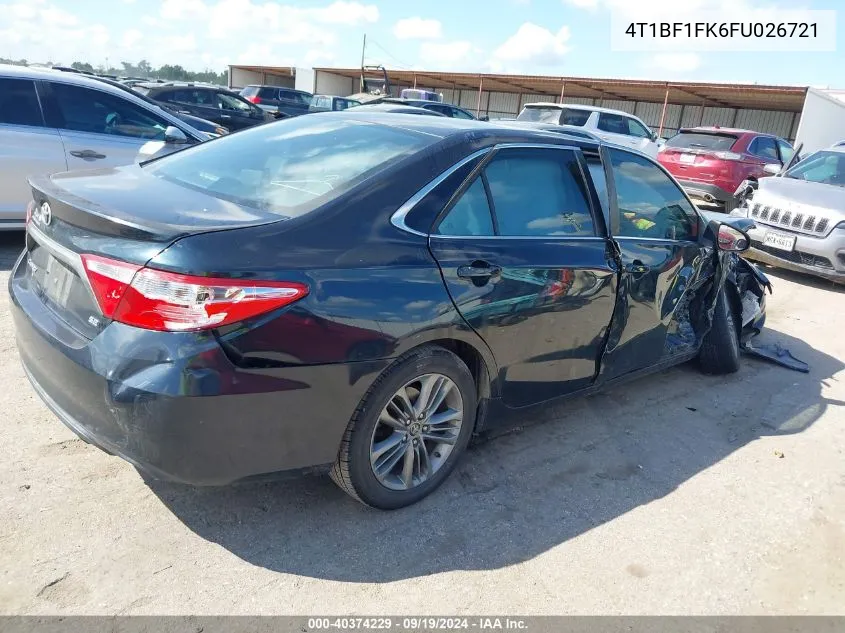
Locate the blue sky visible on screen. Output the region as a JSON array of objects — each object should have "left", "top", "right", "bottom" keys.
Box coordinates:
[{"left": 1, "top": 0, "right": 843, "bottom": 86}]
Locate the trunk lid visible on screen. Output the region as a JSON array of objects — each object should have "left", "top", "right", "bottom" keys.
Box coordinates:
[{"left": 23, "top": 165, "right": 284, "bottom": 340}]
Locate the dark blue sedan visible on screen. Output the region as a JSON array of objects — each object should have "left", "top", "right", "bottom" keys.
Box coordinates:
[{"left": 9, "top": 113, "right": 769, "bottom": 509}]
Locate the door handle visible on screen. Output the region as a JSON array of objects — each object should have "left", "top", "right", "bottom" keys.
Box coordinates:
[
  {"left": 69, "top": 150, "right": 106, "bottom": 160},
  {"left": 625, "top": 260, "right": 650, "bottom": 275},
  {"left": 457, "top": 262, "right": 502, "bottom": 280},
  {"left": 220, "top": 114, "right": 232, "bottom": 119}
]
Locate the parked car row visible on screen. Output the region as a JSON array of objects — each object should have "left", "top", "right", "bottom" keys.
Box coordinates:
[{"left": 0, "top": 64, "right": 212, "bottom": 230}]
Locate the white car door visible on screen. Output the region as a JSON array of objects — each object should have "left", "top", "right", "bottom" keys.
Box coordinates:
[
  {"left": 623, "top": 116, "right": 660, "bottom": 158},
  {"left": 594, "top": 112, "right": 659, "bottom": 158},
  {"left": 0, "top": 77, "right": 67, "bottom": 228},
  {"left": 47, "top": 81, "right": 176, "bottom": 171}
]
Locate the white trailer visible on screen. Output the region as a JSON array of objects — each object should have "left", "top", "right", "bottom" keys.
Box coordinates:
[{"left": 794, "top": 88, "right": 845, "bottom": 154}]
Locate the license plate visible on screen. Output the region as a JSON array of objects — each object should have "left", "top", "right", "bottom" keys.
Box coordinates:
[
  {"left": 41, "top": 254, "right": 76, "bottom": 308},
  {"left": 763, "top": 231, "right": 797, "bottom": 252},
  {"left": 680, "top": 153, "right": 696, "bottom": 164}
]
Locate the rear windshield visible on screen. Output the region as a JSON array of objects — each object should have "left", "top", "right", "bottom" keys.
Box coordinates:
[
  {"left": 240, "top": 86, "right": 259, "bottom": 97},
  {"left": 665, "top": 132, "right": 738, "bottom": 151},
  {"left": 517, "top": 106, "right": 591, "bottom": 126},
  {"left": 146, "top": 116, "right": 435, "bottom": 217}
]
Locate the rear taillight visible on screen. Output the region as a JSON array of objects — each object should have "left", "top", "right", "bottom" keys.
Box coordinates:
[
  {"left": 81, "top": 254, "right": 308, "bottom": 332},
  {"left": 714, "top": 151, "right": 743, "bottom": 161},
  {"left": 246, "top": 95, "right": 261, "bottom": 104}
]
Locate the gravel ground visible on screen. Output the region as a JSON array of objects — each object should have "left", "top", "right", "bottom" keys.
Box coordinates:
[{"left": 0, "top": 230, "right": 843, "bottom": 615}]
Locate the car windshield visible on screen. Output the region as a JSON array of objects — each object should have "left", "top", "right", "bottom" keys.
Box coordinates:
[
  {"left": 146, "top": 117, "right": 435, "bottom": 216},
  {"left": 784, "top": 150, "right": 845, "bottom": 187},
  {"left": 284, "top": 91, "right": 313, "bottom": 106},
  {"left": 217, "top": 92, "right": 252, "bottom": 112},
  {"left": 665, "top": 132, "right": 738, "bottom": 151}
]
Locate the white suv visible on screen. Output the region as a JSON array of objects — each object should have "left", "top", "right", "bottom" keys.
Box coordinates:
[
  {"left": 517, "top": 103, "right": 660, "bottom": 158},
  {"left": 0, "top": 65, "right": 208, "bottom": 230}
]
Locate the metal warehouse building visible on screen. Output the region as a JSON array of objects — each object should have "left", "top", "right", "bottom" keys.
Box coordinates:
[{"left": 229, "top": 64, "right": 811, "bottom": 141}]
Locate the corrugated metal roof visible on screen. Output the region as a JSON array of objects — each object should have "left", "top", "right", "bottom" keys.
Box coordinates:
[
  {"left": 229, "top": 65, "right": 295, "bottom": 75},
  {"left": 313, "top": 67, "right": 808, "bottom": 112}
]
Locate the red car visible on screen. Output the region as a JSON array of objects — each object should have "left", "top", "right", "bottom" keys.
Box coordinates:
[{"left": 658, "top": 127, "right": 796, "bottom": 212}]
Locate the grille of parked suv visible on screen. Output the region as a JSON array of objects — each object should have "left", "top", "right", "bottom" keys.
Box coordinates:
[
  {"left": 750, "top": 203, "right": 831, "bottom": 235},
  {"left": 751, "top": 241, "right": 834, "bottom": 269}
]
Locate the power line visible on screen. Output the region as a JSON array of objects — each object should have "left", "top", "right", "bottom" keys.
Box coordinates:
[{"left": 366, "top": 39, "right": 415, "bottom": 70}]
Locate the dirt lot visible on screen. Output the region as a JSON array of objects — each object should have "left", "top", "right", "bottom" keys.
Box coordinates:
[{"left": 0, "top": 229, "right": 843, "bottom": 615}]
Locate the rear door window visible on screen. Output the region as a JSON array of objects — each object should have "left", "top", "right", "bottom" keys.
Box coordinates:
[
  {"left": 559, "top": 109, "right": 591, "bottom": 126},
  {"left": 0, "top": 78, "right": 44, "bottom": 127},
  {"left": 597, "top": 113, "right": 628, "bottom": 135},
  {"left": 452, "top": 107, "right": 475, "bottom": 120},
  {"left": 484, "top": 148, "right": 596, "bottom": 237}
]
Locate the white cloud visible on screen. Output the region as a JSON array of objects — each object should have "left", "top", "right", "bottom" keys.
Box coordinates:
[
  {"left": 492, "top": 23, "right": 571, "bottom": 70},
  {"left": 419, "top": 40, "right": 473, "bottom": 65},
  {"left": 393, "top": 17, "right": 443, "bottom": 40},
  {"left": 0, "top": 0, "right": 377, "bottom": 71},
  {"left": 311, "top": 1, "right": 378, "bottom": 24},
  {"left": 650, "top": 53, "right": 702, "bottom": 73},
  {"left": 121, "top": 29, "right": 143, "bottom": 49}
]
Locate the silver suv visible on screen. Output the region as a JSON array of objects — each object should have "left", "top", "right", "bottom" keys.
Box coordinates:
[
  {"left": 731, "top": 146, "right": 845, "bottom": 283},
  {"left": 0, "top": 65, "right": 208, "bottom": 230}
]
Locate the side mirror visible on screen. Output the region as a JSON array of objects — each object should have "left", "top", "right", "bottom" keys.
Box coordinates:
[
  {"left": 718, "top": 224, "right": 751, "bottom": 252},
  {"left": 479, "top": 115, "right": 489, "bottom": 122},
  {"left": 164, "top": 126, "right": 188, "bottom": 144},
  {"left": 763, "top": 163, "right": 781, "bottom": 175}
]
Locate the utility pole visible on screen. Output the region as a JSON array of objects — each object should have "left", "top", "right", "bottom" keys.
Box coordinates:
[{"left": 360, "top": 34, "right": 366, "bottom": 92}]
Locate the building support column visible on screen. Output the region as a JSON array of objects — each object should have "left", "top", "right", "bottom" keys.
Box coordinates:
[{"left": 658, "top": 85, "right": 670, "bottom": 138}]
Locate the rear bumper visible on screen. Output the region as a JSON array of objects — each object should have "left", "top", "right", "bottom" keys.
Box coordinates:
[
  {"left": 676, "top": 180, "right": 734, "bottom": 205},
  {"left": 9, "top": 256, "right": 384, "bottom": 485}
]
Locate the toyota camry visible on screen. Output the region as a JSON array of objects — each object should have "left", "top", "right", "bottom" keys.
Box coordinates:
[{"left": 9, "top": 113, "right": 769, "bottom": 509}]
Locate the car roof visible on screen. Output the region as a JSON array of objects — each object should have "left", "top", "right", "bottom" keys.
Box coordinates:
[
  {"left": 352, "top": 104, "right": 446, "bottom": 116},
  {"left": 522, "top": 102, "right": 633, "bottom": 116},
  {"left": 244, "top": 85, "right": 311, "bottom": 93},
  {"left": 333, "top": 111, "right": 603, "bottom": 149},
  {"left": 680, "top": 126, "right": 763, "bottom": 136},
  {"left": 492, "top": 120, "right": 601, "bottom": 140}
]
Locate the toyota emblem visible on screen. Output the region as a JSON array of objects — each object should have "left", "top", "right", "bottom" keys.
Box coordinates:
[{"left": 37, "top": 202, "right": 52, "bottom": 226}]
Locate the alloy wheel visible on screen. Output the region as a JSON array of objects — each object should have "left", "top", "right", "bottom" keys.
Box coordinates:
[{"left": 369, "top": 373, "right": 464, "bottom": 491}]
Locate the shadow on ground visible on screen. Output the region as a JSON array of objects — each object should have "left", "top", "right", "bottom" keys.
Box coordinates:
[
  {"left": 755, "top": 263, "right": 844, "bottom": 293},
  {"left": 147, "top": 325, "right": 843, "bottom": 582},
  {"left": 0, "top": 231, "right": 24, "bottom": 272}
]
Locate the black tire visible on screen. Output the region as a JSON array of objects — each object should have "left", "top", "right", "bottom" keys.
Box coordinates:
[
  {"left": 698, "top": 287, "right": 741, "bottom": 374},
  {"left": 330, "top": 346, "right": 477, "bottom": 509}
]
